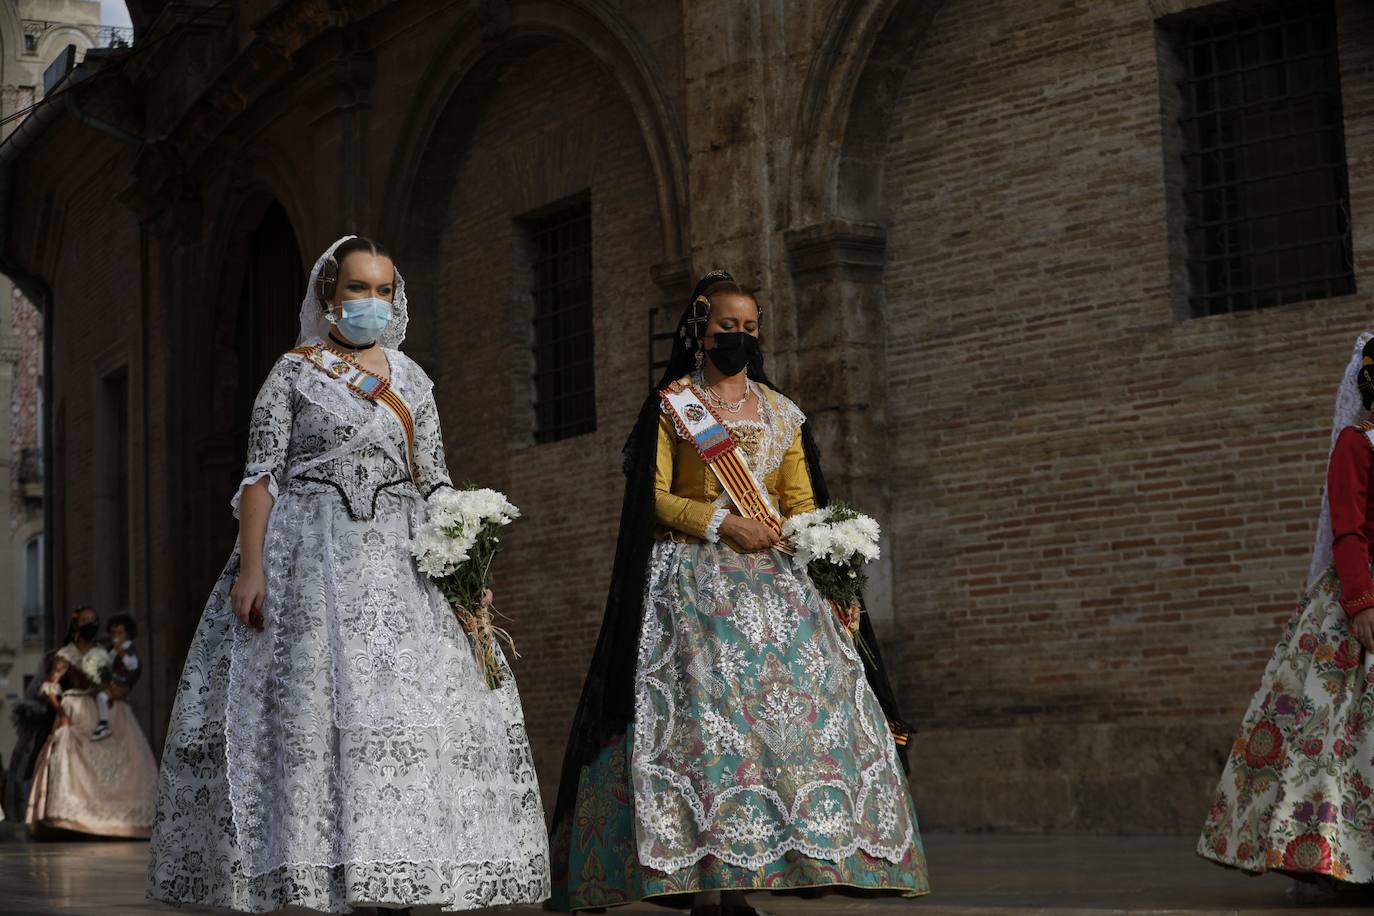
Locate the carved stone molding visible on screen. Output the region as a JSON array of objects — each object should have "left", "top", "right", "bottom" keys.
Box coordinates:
[
  {"left": 650, "top": 257, "right": 692, "bottom": 305},
  {"left": 297, "top": 46, "right": 376, "bottom": 125},
  {"left": 784, "top": 218, "right": 886, "bottom": 277}
]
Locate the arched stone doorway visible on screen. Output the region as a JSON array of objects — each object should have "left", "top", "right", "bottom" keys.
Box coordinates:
[{"left": 184, "top": 196, "right": 303, "bottom": 611}]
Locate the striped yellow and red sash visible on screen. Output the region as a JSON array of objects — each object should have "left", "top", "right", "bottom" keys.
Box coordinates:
[
  {"left": 660, "top": 379, "right": 790, "bottom": 549},
  {"left": 290, "top": 344, "right": 416, "bottom": 481}
]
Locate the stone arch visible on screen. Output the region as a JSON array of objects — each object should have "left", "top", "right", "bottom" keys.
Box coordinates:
[
  {"left": 35, "top": 26, "right": 96, "bottom": 67},
  {"left": 184, "top": 191, "right": 304, "bottom": 585},
  {"left": 226, "top": 150, "right": 315, "bottom": 264},
  {"left": 780, "top": 0, "right": 948, "bottom": 637},
  {"left": 787, "top": 0, "right": 948, "bottom": 228},
  {"left": 382, "top": 0, "right": 688, "bottom": 308}
]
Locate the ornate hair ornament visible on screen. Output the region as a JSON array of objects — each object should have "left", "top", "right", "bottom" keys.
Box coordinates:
[
  {"left": 680, "top": 269, "right": 764, "bottom": 348},
  {"left": 681, "top": 294, "right": 712, "bottom": 346},
  {"left": 315, "top": 254, "right": 340, "bottom": 308}
]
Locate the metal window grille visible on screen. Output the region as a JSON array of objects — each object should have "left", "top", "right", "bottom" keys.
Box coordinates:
[
  {"left": 648, "top": 308, "right": 676, "bottom": 388},
  {"left": 1173, "top": 0, "right": 1354, "bottom": 317},
  {"left": 528, "top": 201, "right": 596, "bottom": 443}
]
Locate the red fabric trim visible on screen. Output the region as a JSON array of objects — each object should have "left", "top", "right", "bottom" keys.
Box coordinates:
[{"left": 659, "top": 381, "right": 737, "bottom": 464}]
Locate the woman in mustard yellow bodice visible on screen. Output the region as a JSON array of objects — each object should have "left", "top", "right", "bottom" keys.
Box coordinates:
[
  {"left": 653, "top": 382, "right": 817, "bottom": 550},
  {"left": 549, "top": 271, "right": 927, "bottom": 914}
]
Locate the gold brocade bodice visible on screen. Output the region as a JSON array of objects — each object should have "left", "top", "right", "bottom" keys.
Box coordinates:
[{"left": 652, "top": 376, "right": 817, "bottom": 544}]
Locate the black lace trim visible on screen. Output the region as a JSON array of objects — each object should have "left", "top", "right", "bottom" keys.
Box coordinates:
[
  {"left": 294, "top": 475, "right": 418, "bottom": 522},
  {"left": 423, "top": 481, "right": 456, "bottom": 500}
]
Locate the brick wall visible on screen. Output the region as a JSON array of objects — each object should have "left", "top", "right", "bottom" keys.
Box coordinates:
[
  {"left": 425, "top": 41, "right": 666, "bottom": 801},
  {"left": 881, "top": 0, "right": 1374, "bottom": 831}
]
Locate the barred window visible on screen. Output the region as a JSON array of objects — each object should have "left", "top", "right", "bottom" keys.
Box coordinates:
[
  {"left": 1167, "top": 0, "right": 1354, "bottom": 317},
  {"left": 525, "top": 198, "right": 596, "bottom": 443}
]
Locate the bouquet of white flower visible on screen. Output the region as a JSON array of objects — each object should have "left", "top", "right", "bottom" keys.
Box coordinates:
[
  {"left": 80, "top": 647, "right": 114, "bottom": 688},
  {"left": 782, "top": 502, "right": 881, "bottom": 637},
  {"left": 412, "top": 485, "right": 521, "bottom": 689}
]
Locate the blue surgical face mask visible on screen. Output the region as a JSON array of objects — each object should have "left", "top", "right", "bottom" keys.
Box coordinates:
[{"left": 334, "top": 297, "right": 392, "bottom": 345}]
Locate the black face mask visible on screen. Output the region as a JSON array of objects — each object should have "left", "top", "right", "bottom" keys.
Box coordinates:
[
  {"left": 706, "top": 332, "right": 760, "bottom": 377},
  {"left": 77, "top": 622, "right": 99, "bottom": 642}
]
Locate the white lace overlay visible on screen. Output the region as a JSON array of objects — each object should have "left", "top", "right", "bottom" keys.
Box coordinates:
[
  {"left": 631, "top": 394, "right": 913, "bottom": 873},
  {"left": 705, "top": 507, "right": 729, "bottom": 543},
  {"left": 230, "top": 471, "right": 279, "bottom": 519},
  {"left": 223, "top": 482, "right": 547, "bottom": 878},
  {"left": 1309, "top": 331, "right": 1374, "bottom": 588}
]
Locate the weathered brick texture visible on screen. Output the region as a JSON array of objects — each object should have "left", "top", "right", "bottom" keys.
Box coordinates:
[{"left": 883, "top": 0, "right": 1374, "bottom": 830}]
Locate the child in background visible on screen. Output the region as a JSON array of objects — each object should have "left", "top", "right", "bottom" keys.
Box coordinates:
[
  {"left": 40, "top": 655, "right": 71, "bottom": 730},
  {"left": 92, "top": 614, "right": 140, "bottom": 742}
]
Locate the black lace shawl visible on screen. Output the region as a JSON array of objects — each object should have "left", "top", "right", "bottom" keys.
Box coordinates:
[{"left": 548, "top": 275, "right": 911, "bottom": 829}]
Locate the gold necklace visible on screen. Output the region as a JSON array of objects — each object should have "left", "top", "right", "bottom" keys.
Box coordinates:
[{"left": 699, "top": 374, "right": 750, "bottom": 413}]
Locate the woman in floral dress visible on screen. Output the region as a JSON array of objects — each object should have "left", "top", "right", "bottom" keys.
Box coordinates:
[
  {"left": 1200, "top": 331, "right": 1374, "bottom": 886},
  {"left": 548, "top": 271, "right": 928, "bottom": 913},
  {"left": 146, "top": 236, "right": 550, "bottom": 914}
]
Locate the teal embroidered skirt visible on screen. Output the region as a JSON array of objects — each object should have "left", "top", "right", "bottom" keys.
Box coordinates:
[{"left": 550, "top": 541, "right": 929, "bottom": 910}]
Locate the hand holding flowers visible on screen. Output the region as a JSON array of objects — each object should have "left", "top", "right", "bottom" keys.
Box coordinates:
[
  {"left": 782, "top": 502, "right": 881, "bottom": 637},
  {"left": 413, "top": 486, "right": 521, "bottom": 688}
]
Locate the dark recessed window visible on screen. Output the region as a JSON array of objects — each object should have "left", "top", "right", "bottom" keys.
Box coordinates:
[
  {"left": 1168, "top": 0, "right": 1354, "bottom": 317},
  {"left": 525, "top": 198, "right": 595, "bottom": 443},
  {"left": 23, "top": 535, "right": 43, "bottom": 644}
]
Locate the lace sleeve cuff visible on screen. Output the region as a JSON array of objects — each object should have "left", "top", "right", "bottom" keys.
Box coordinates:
[
  {"left": 705, "top": 508, "right": 730, "bottom": 544},
  {"left": 231, "top": 471, "right": 279, "bottom": 519}
]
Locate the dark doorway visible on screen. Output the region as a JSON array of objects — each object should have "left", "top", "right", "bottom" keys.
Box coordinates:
[
  {"left": 229, "top": 201, "right": 305, "bottom": 451},
  {"left": 185, "top": 197, "right": 304, "bottom": 628}
]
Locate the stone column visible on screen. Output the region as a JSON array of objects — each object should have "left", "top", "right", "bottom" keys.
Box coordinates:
[
  {"left": 299, "top": 32, "right": 376, "bottom": 239},
  {"left": 783, "top": 218, "right": 895, "bottom": 630}
]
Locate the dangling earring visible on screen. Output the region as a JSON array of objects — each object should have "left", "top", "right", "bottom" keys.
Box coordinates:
[{"left": 694, "top": 347, "right": 704, "bottom": 370}]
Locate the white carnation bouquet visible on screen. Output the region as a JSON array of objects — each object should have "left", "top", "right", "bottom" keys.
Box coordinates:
[
  {"left": 782, "top": 502, "right": 881, "bottom": 637},
  {"left": 413, "top": 486, "right": 521, "bottom": 689},
  {"left": 80, "top": 647, "right": 114, "bottom": 688}
]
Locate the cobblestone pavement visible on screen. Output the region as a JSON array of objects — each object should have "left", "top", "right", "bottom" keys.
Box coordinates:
[{"left": 2, "top": 828, "right": 1371, "bottom": 916}]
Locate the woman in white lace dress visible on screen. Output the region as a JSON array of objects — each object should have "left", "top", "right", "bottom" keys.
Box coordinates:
[
  {"left": 548, "top": 271, "right": 928, "bottom": 914},
  {"left": 146, "top": 236, "right": 551, "bottom": 914}
]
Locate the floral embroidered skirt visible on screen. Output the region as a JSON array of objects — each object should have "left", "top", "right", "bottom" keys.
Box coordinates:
[
  {"left": 550, "top": 540, "right": 928, "bottom": 910},
  {"left": 1199, "top": 567, "right": 1374, "bottom": 883}
]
